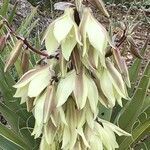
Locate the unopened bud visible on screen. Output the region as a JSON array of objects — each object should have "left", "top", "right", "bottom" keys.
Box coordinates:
[
  {"left": 21, "top": 50, "right": 29, "bottom": 73},
  {"left": 4, "top": 40, "right": 23, "bottom": 72},
  {"left": 127, "top": 36, "right": 143, "bottom": 59}
]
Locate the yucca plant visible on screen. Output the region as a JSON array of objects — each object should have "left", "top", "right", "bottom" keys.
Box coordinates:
[{"left": 0, "top": 0, "right": 149, "bottom": 149}]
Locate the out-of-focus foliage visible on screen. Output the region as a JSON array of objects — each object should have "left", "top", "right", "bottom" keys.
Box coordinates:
[{"left": 0, "top": 0, "right": 41, "bottom": 149}]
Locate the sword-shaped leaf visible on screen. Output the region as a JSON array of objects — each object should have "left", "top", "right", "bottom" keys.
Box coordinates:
[
  {"left": 0, "top": 123, "right": 30, "bottom": 150},
  {"left": 116, "top": 61, "right": 150, "bottom": 134}
]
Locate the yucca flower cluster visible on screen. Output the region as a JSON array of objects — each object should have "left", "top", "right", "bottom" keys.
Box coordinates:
[{"left": 13, "top": 6, "right": 131, "bottom": 150}]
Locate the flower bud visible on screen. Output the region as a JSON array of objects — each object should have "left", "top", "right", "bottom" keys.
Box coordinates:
[
  {"left": 112, "top": 48, "right": 131, "bottom": 88},
  {"left": 127, "top": 35, "right": 143, "bottom": 59},
  {"left": 21, "top": 50, "right": 29, "bottom": 73},
  {"left": 4, "top": 40, "right": 23, "bottom": 72}
]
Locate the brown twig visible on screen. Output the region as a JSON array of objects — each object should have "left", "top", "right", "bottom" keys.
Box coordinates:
[
  {"left": 2, "top": 19, "right": 50, "bottom": 57},
  {"left": 116, "top": 28, "right": 127, "bottom": 47},
  {"left": 23, "top": 38, "right": 48, "bottom": 57}
]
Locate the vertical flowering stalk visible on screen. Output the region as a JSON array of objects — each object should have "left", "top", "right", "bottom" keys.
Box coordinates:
[{"left": 13, "top": 1, "right": 131, "bottom": 149}]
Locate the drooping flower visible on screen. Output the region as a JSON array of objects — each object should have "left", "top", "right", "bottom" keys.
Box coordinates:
[
  {"left": 13, "top": 65, "right": 54, "bottom": 99},
  {"left": 43, "top": 8, "right": 82, "bottom": 61},
  {"left": 38, "top": 98, "right": 131, "bottom": 150},
  {"left": 94, "top": 59, "right": 129, "bottom": 107},
  {"left": 56, "top": 69, "right": 98, "bottom": 116},
  {"left": 84, "top": 118, "right": 131, "bottom": 150},
  {"left": 79, "top": 7, "right": 113, "bottom": 68}
]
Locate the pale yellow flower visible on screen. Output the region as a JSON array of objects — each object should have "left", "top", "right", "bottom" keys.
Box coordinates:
[{"left": 43, "top": 8, "right": 82, "bottom": 61}]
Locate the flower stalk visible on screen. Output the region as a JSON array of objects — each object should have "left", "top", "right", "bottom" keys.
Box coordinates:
[{"left": 11, "top": 0, "right": 132, "bottom": 149}]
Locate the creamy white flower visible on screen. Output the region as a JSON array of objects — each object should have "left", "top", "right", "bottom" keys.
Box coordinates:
[{"left": 43, "top": 8, "right": 82, "bottom": 61}]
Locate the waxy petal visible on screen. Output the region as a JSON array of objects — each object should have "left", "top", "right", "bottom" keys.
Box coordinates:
[
  {"left": 113, "top": 88, "right": 123, "bottom": 107},
  {"left": 73, "top": 22, "right": 82, "bottom": 45},
  {"left": 65, "top": 99, "right": 78, "bottom": 149},
  {"left": 85, "top": 127, "right": 103, "bottom": 150},
  {"left": 56, "top": 70, "right": 76, "bottom": 107},
  {"left": 88, "top": 46, "right": 99, "bottom": 69},
  {"left": 92, "top": 0, "right": 110, "bottom": 17},
  {"left": 44, "top": 24, "right": 59, "bottom": 55},
  {"left": 81, "top": 8, "right": 108, "bottom": 55},
  {"left": 28, "top": 68, "right": 51, "bottom": 97},
  {"left": 100, "top": 118, "right": 131, "bottom": 136},
  {"left": 33, "top": 92, "right": 47, "bottom": 126},
  {"left": 86, "top": 16, "right": 107, "bottom": 55},
  {"left": 62, "top": 126, "right": 70, "bottom": 148},
  {"left": 44, "top": 121, "right": 57, "bottom": 144},
  {"left": 121, "top": 58, "right": 131, "bottom": 88},
  {"left": 112, "top": 49, "right": 131, "bottom": 88},
  {"left": 39, "top": 138, "right": 49, "bottom": 150},
  {"left": 26, "top": 97, "right": 34, "bottom": 112},
  {"left": 106, "top": 60, "right": 129, "bottom": 99},
  {"left": 14, "top": 84, "right": 28, "bottom": 98},
  {"left": 74, "top": 71, "right": 88, "bottom": 109},
  {"left": 61, "top": 28, "right": 77, "bottom": 61},
  {"left": 79, "top": 9, "right": 90, "bottom": 56},
  {"left": 31, "top": 121, "right": 43, "bottom": 138},
  {"left": 43, "top": 86, "right": 56, "bottom": 123},
  {"left": 53, "top": 9, "right": 74, "bottom": 43},
  {"left": 77, "top": 128, "right": 90, "bottom": 148},
  {"left": 59, "top": 107, "right": 68, "bottom": 125},
  {"left": 86, "top": 76, "right": 98, "bottom": 115},
  {"left": 13, "top": 66, "right": 49, "bottom": 88},
  {"left": 86, "top": 105, "right": 95, "bottom": 129},
  {"left": 99, "top": 69, "right": 116, "bottom": 107},
  {"left": 95, "top": 122, "right": 116, "bottom": 150}
]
